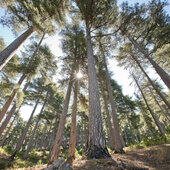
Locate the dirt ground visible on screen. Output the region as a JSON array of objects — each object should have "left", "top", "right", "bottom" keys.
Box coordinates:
[
  {"left": 4, "top": 144, "right": 170, "bottom": 170},
  {"left": 72, "top": 144, "right": 170, "bottom": 170}
]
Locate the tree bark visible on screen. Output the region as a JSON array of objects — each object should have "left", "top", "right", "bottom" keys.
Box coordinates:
[
  {"left": 66, "top": 80, "right": 78, "bottom": 165},
  {"left": 9, "top": 97, "right": 40, "bottom": 160},
  {"left": 0, "top": 33, "right": 45, "bottom": 123},
  {"left": 102, "top": 52, "right": 124, "bottom": 153},
  {"left": 0, "top": 27, "right": 34, "bottom": 71},
  {"left": 23, "top": 92, "right": 48, "bottom": 159},
  {"left": 101, "top": 86, "right": 115, "bottom": 150},
  {"left": 133, "top": 74, "right": 165, "bottom": 136},
  {"left": 131, "top": 54, "right": 170, "bottom": 109},
  {"left": 128, "top": 36, "right": 170, "bottom": 89},
  {"left": 85, "top": 23, "right": 110, "bottom": 159},
  {"left": 0, "top": 114, "right": 17, "bottom": 146},
  {"left": 49, "top": 74, "right": 73, "bottom": 164},
  {"left": 0, "top": 81, "right": 30, "bottom": 136}
]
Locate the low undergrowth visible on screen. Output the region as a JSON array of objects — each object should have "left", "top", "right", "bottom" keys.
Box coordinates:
[{"left": 0, "top": 146, "right": 48, "bottom": 169}]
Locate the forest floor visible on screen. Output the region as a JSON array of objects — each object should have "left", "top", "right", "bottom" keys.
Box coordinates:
[
  {"left": 0, "top": 144, "right": 170, "bottom": 170},
  {"left": 25, "top": 144, "right": 170, "bottom": 170}
]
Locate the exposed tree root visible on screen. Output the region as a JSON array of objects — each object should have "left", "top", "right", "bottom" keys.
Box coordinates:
[{"left": 86, "top": 145, "right": 111, "bottom": 159}]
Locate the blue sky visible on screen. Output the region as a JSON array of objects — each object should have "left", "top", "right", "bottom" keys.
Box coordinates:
[{"left": 0, "top": 0, "right": 169, "bottom": 120}]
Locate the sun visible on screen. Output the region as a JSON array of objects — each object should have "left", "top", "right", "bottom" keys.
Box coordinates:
[{"left": 76, "top": 71, "right": 83, "bottom": 79}]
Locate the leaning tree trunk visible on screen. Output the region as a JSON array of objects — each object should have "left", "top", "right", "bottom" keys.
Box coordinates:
[
  {"left": 23, "top": 92, "right": 48, "bottom": 160},
  {"left": 66, "top": 80, "right": 78, "bottom": 165},
  {"left": 0, "top": 81, "right": 30, "bottom": 136},
  {"left": 0, "top": 114, "right": 17, "bottom": 146},
  {"left": 102, "top": 52, "right": 124, "bottom": 153},
  {"left": 133, "top": 74, "right": 165, "bottom": 136},
  {"left": 0, "top": 33, "right": 45, "bottom": 123},
  {"left": 131, "top": 54, "right": 170, "bottom": 109},
  {"left": 0, "top": 27, "right": 34, "bottom": 71},
  {"left": 101, "top": 85, "right": 115, "bottom": 150},
  {"left": 49, "top": 74, "right": 73, "bottom": 164},
  {"left": 9, "top": 97, "right": 40, "bottom": 160},
  {"left": 85, "top": 23, "right": 110, "bottom": 159},
  {"left": 0, "top": 74, "right": 26, "bottom": 123},
  {"left": 128, "top": 36, "right": 170, "bottom": 89},
  {"left": 148, "top": 87, "right": 170, "bottom": 123}
]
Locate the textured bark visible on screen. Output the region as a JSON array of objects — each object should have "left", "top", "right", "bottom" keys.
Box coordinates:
[
  {"left": 102, "top": 54, "right": 124, "bottom": 153},
  {"left": 101, "top": 86, "right": 115, "bottom": 150},
  {"left": 0, "top": 27, "right": 34, "bottom": 71},
  {"left": 9, "top": 97, "right": 40, "bottom": 160},
  {"left": 0, "top": 33, "right": 45, "bottom": 123},
  {"left": 0, "top": 114, "right": 17, "bottom": 146},
  {"left": 133, "top": 75, "right": 165, "bottom": 136},
  {"left": 49, "top": 74, "right": 73, "bottom": 164},
  {"left": 23, "top": 92, "right": 48, "bottom": 159},
  {"left": 66, "top": 80, "right": 78, "bottom": 165},
  {"left": 0, "top": 81, "right": 30, "bottom": 136},
  {"left": 85, "top": 23, "right": 110, "bottom": 159},
  {"left": 131, "top": 54, "right": 170, "bottom": 109},
  {"left": 128, "top": 36, "right": 170, "bottom": 89}
]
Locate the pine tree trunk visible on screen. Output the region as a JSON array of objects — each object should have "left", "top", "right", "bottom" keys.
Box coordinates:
[
  {"left": 0, "top": 82, "right": 30, "bottom": 136},
  {"left": 85, "top": 23, "right": 110, "bottom": 159},
  {"left": 149, "top": 87, "right": 170, "bottom": 123},
  {"left": 0, "top": 74, "right": 26, "bottom": 123},
  {"left": 102, "top": 54, "right": 124, "bottom": 153},
  {"left": 0, "top": 114, "right": 17, "bottom": 146},
  {"left": 49, "top": 74, "right": 73, "bottom": 164},
  {"left": 0, "top": 33, "right": 45, "bottom": 123},
  {"left": 131, "top": 54, "right": 170, "bottom": 109},
  {"left": 101, "top": 86, "right": 115, "bottom": 150},
  {"left": 128, "top": 36, "right": 170, "bottom": 89},
  {"left": 0, "top": 105, "right": 17, "bottom": 137},
  {"left": 66, "top": 80, "right": 78, "bottom": 165},
  {"left": 0, "top": 78, "right": 29, "bottom": 130},
  {"left": 0, "top": 27, "right": 34, "bottom": 71},
  {"left": 23, "top": 92, "right": 48, "bottom": 159},
  {"left": 9, "top": 97, "right": 40, "bottom": 160},
  {"left": 133, "top": 75, "right": 166, "bottom": 136}
]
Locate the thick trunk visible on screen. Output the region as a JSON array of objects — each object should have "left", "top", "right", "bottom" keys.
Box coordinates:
[
  {"left": 131, "top": 54, "right": 170, "bottom": 109},
  {"left": 101, "top": 86, "right": 115, "bottom": 150},
  {"left": 133, "top": 75, "right": 166, "bottom": 136},
  {"left": 0, "top": 114, "right": 17, "bottom": 146},
  {"left": 9, "top": 97, "right": 40, "bottom": 160},
  {"left": 67, "top": 80, "right": 78, "bottom": 165},
  {"left": 49, "top": 74, "right": 73, "bottom": 164},
  {"left": 23, "top": 92, "right": 48, "bottom": 159},
  {"left": 102, "top": 54, "right": 124, "bottom": 153},
  {"left": 128, "top": 36, "right": 170, "bottom": 89},
  {"left": 0, "top": 81, "right": 30, "bottom": 136},
  {"left": 85, "top": 23, "right": 110, "bottom": 159},
  {"left": 0, "top": 27, "right": 34, "bottom": 71},
  {"left": 0, "top": 33, "right": 45, "bottom": 123}
]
